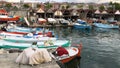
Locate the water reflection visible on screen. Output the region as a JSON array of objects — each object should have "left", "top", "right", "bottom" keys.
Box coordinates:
[
  {"left": 63, "top": 57, "right": 81, "bottom": 68},
  {"left": 51, "top": 27, "right": 120, "bottom": 68}
]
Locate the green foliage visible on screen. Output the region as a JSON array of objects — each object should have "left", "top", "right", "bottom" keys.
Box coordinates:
[
  {"left": 107, "top": 7, "right": 113, "bottom": 11},
  {"left": 23, "top": 4, "right": 30, "bottom": 8},
  {"left": 5, "top": 3, "right": 12, "bottom": 9},
  {"left": 109, "top": 1, "right": 113, "bottom": 5},
  {"left": 45, "top": 3, "right": 52, "bottom": 10},
  {"left": 89, "top": 5, "right": 94, "bottom": 10},
  {"left": 99, "top": 5, "right": 105, "bottom": 10},
  {"left": 13, "top": 6, "right": 18, "bottom": 10},
  {"left": 77, "top": 4, "right": 83, "bottom": 9},
  {"left": 66, "top": 5, "right": 70, "bottom": 9},
  {"left": 61, "top": 6, "right": 65, "bottom": 9},
  {"left": 113, "top": 3, "right": 120, "bottom": 10},
  {"left": 108, "top": 2, "right": 120, "bottom": 10}
]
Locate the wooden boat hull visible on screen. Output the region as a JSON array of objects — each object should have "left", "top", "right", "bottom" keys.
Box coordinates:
[
  {"left": 54, "top": 44, "right": 82, "bottom": 64},
  {"left": 0, "top": 31, "right": 53, "bottom": 37},
  {"left": 0, "top": 16, "right": 19, "bottom": 21},
  {"left": 61, "top": 44, "right": 82, "bottom": 63},
  {"left": 0, "top": 9, "right": 19, "bottom": 21}
]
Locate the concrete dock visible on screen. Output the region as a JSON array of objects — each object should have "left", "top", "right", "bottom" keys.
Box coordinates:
[{"left": 0, "top": 52, "right": 60, "bottom": 68}]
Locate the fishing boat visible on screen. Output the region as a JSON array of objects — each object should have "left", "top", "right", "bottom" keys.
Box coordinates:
[
  {"left": 51, "top": 43, "right": 82, "bottom": 64},
  {"left": 0, "top": 8, "right": 19, "bottom": 22},
  {"left": 2, "top": 24, "right": 53, "bottom": 37},
  {"left": 0, "top": 39, "right": 71, "bottom": 49},
  {"left": 0, "top": 35, "right": 57, "bottom": 43},
  {"left": 0, "top": 31, "right": 53, "bottom": 37},
  {"left": 73, "top": 19, "right": 91, "bottom": 30},
  {"left": 73, "top": 23, "right": 91, "bottom": 29},
  {"left": 5, "top": 24, "right": 42, "bottom": 33},
  {"left": 93, "top": 23, "right": 119, "bottom": 29},
  {"left": 47, "top": 18, "right": 57, "bottom": 25},
  {"left": 38, "top": 18, "right": 47, "bottom": 24},
  {"left": 0, "top": 31, "right": 24, "bottom": 37},
  {"left": 57, "top": 18, "right": 70, "bottom": 25}
]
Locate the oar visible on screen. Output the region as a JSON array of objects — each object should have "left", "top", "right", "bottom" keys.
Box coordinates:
[{"left": 49, "top": 52, "right": 65, "bottom": 68}]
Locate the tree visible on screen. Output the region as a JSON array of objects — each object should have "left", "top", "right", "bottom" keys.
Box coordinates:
[
  {"left": 113, "top": 3, "right": 120, "bottom": 10},
  {"left": 99, "top": 5, "right": 105, "bottom": 10},
  {"left": 89, "top": 5, "right": 94, "bottom": 10},
  {"left": 23, "top": 4, "right": 30, "bottom": 9},
  {"left": 77, "top": 4, "right": 83, "bottom": 9},
  {"left": 108, "top": 2, "right": 120, "bottom": 10},
  {"left": 5, "top": 3, "right": 12, "bottom": 9},
  {"left": 66, "top": 5, "right": 70, "bottom": 9},
  {"left": 13, "top": 6, "right": 18, "bottom": 10},
  {"left": 45, "top": 3, "right": 52, "bottom": 10},
  {"left": 109, "top": 1, "right": 113, "bottom": 5},
  {"left": 107, "top": 3, "right": 113, "bottom": 11},
  {"left": 61, "top": 6, "right": 65, "bottom": 9}
]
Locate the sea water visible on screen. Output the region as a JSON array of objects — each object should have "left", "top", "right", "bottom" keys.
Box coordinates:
[{"left": 51, "top": 27, "right": 120, "bottom": 68}]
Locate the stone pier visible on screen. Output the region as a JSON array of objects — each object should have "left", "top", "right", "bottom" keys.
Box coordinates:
[{"left": 0, "top": 53, "right": 60, "bottom": 68}]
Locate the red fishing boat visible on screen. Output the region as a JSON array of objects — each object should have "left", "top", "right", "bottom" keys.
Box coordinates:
[
  {"left": 0, "top": 8, "right": 19, "bottom": 22},
  {"left": 51, "top": 43, "right": 82, "bottom": 64},
  {"left": 38, "top": 18, "right": 47, "bottom": 24},
  {"left": 0, "top": 31, "right": 53, "bottom": 37}
]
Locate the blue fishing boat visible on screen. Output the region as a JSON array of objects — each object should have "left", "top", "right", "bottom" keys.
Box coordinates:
[
  {"left": 73, "top": 23, "right": 91, "bottom": 29},
  {"left": 93, "top": 23, "right": 119, "bottom": 29},
  {"left": 73, "top": 19, "right": 91, "bottom": 31},
  {"left": 6, "top": 25, "right": 42, "bottom": 33}
]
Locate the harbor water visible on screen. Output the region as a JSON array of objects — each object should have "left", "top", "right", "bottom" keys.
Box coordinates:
[{"left": 52, "top": 27, "right": 120, "bottom": 68}]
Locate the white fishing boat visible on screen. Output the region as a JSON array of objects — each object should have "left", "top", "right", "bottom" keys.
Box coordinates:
[
  {"left": 0, "top": 35, "right": 57, "bottom": 43},
  {"left": 0, "top": 39, "right": 71, "bottom": 49},
  {"left": 50, "top": 44, "right": 82, "bottom": 64}
]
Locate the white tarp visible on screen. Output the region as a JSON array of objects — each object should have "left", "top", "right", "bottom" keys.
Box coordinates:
[{"left": 16, "top": 47, "right": 51, "bottom": 65}]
